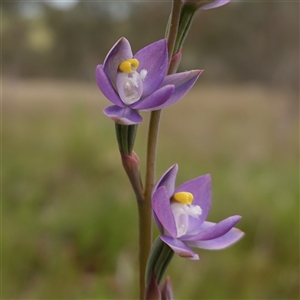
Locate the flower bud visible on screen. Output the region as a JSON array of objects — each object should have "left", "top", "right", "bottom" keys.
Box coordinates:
[
  {"left": 168, "top": 49, "right": 182, "bottom": 75},
  {"left": 145, "top": 273, "right": 161, "bottom": 300},
  {"left": 121, "top": 151, "right": 144, "bottom": 202}
]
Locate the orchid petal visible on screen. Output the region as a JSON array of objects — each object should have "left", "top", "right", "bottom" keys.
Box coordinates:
[
  {"left": 160, "top": 236, "right": 199, "bottom": 260},
  {"left": 152, "top": 186, "right": 177, "bottom": 237},
  {"left": 183, "top": 216, "right": 242, "bottom": 241},
  {"left": 186, "top": 227, "right": 244, "bottom": 250},
  {"left": 103, "top": 105, "right": 142, "bottom": 125},
  {"left": 130, "top": 85, "right": 174, "bottom": 110},
  {"left": 153, "top": 164, "right": 178, "bottom": 197},
  {"left": 103, "top": 37, "right": 133, "bottom": 88},
  {"left": 155, "top": 70, "right": 203, "bottom": 110},
  {"left": 96, "top": 65, "right": 124, "bottom": 107},
  {"left": 134, "top": 39, "right": 168, "bottom": 98},
  {"left": 201, "top": 0, "right": 230, "bottom": 10},
  {"left": 175, "top": 174, "right": 211, "bottom": 232}
]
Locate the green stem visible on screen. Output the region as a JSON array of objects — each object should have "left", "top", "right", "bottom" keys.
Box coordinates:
[
  {"left": 138, "top": 110, "right": 161, "bottom": 299},
  {"left": 137, "top": 199, "right": 153, "bottom": 299}
]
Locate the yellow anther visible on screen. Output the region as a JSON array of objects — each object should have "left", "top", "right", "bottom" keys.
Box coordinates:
[
  {"left": 119, "top": 58, "right": 139, "bottom": 73},
  {"left": 172, "top": 192, "right": 194, "bottom": 205}
]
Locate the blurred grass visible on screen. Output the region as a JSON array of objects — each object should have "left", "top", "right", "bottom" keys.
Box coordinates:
[{"left": 2, "top": 79, "right": 299, "bottom": 299}]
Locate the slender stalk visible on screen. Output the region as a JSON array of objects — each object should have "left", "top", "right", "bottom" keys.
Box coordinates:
[
  {"left": 143, "top": 109, "right": 162, "bottom": 211},
  {"left": 138, "top": 110, "right": 161, "bottom": 299},
  {"left": 138, "top": 1, "right": 183, "bottom": 299},
  {"left": 137, "top": 199, "right": 153, "bottom": 299}
]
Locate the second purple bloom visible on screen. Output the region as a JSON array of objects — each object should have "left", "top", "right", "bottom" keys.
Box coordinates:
[{"left": 152, "top": 164, "right": 244, "bottom": 260}]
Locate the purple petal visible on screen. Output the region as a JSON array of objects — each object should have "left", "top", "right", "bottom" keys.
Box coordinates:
[
  {"left": 182, "top": 216, "right": 242, "bottom": 241},
  {"left": 130, "top": 85, "right": 174, "bottom": 110},
  {"left": 152, "top": 186, "right": 177, "bottom": 237},
  {"left": 134, "top": 39, "right": 168, "bottom": 98},
  {"left": 201, "top": 0, "right": 230, "bottom": 10},
  {"left": 186, "top": 227, "right": 244, "bottom": 250},
  {"left": 160, "top": 236, "right": 199, "bottom": 260},
  {"left": 96, "top": 65, "right": 124, "bottom": 107},
  {"left": 155, "top": 70, "right": 203, "bottom": 110},
  {"left": 103, "top": 105, "right": 142, "bottom": 125},
  {"left": 175, "top": 174, "right": 211, "bottom": 232},
  {"left": 103, "top": 37, "right": 133, "bottom": 88},
  {"left": 153, "top": 164, "right": 178, "bottom": 196}
]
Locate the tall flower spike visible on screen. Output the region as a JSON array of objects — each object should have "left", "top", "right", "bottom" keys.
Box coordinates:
[
  {"left": 152, "top": 164, "right": 244, "bottom": 260},
  {"left": 96, "top": 38, "right": 203, "bottom": 125}
]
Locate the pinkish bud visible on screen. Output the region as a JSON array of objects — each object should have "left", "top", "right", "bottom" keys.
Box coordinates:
[
  {"left": 168, "top": 49, "right": 182, "bottom": 75},
  {"left": 121, "top": 151, "right": 144, "bottom": 202},
  {"left": 145, "top": 273, "right": 161, "bottom": 300}
]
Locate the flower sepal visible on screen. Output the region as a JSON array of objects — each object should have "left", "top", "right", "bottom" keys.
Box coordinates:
[{"left": 183, "top": 0, "right": 230, "bottom": 10}]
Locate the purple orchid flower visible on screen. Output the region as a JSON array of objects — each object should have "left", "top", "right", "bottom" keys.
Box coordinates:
[
  {"left": 96, "top": 38, "right": 202, "bottom": 125},
  {"left": 152, "top": 164, "right": 244, "bottom": 260},
  {"left": 183, "top": 0, "right": 230, "bottom": 10}
]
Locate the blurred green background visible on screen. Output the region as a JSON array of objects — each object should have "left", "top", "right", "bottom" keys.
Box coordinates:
[{"left": 2, "top": 1, "right": 299, "bottom": 299}]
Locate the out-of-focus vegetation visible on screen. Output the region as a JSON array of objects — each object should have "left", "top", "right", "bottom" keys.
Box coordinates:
[
  {"left": 2, "top": 1, "right": 299, "bottom": 299},
  {"left": 2, "top": 1, "right": 299, "bottom": 91}
]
